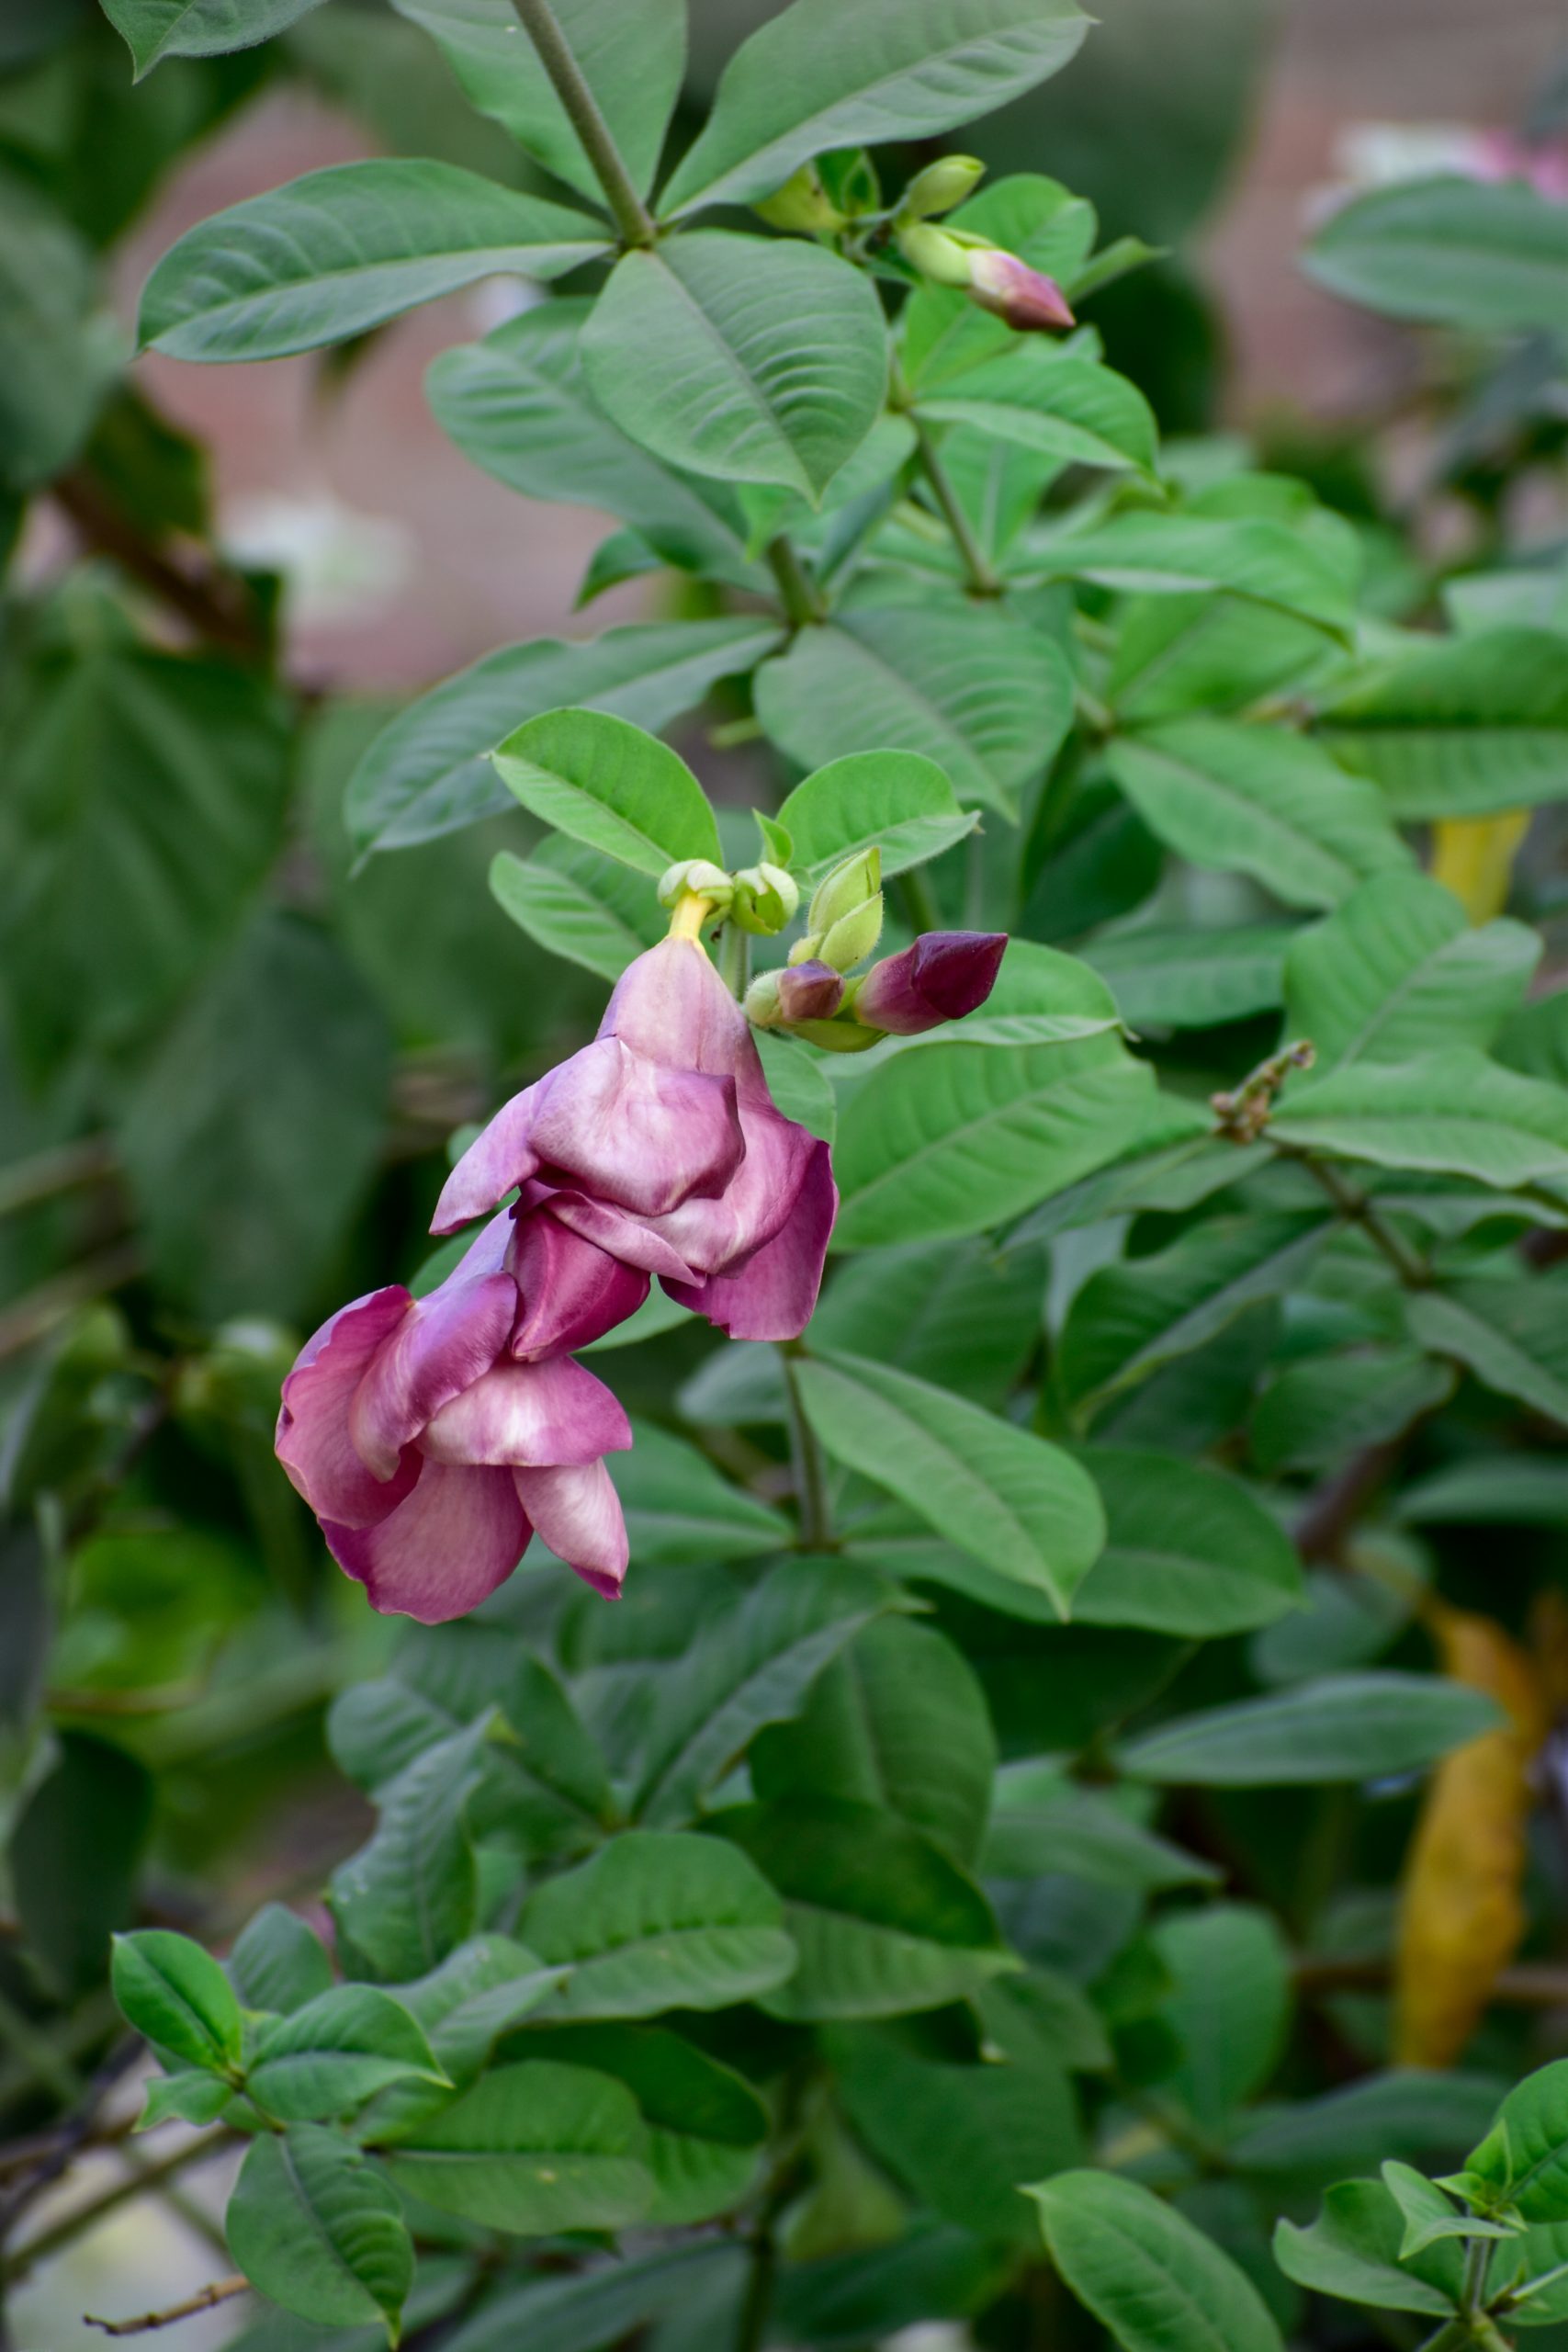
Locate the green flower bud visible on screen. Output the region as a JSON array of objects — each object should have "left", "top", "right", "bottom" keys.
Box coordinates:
[
  {"left": 754, "top": 162, "right": 845, "bottom": 235},
  {"left": 818, "top": 892, "right": 884, "bottom": 974},
  {"left": 894, "top": 220, "right": 977, "bottom": 289},
  {"left": 743, "top": 969, "right": 784, "bottom": 1027},
  {"left": 728, "top": 861, "right": 801, "bottom": 935},
  {"left": 657, "top": 858, "right": 732, "bottom": 910},
  {"left": 900, "top": 155, "right": 985, "bottom": 220},
  {"left": 785, "top": 1016, "right": 884, "bottom": 1054},
  {"left": 787, "top": 933, "right": 823, "bottom": 967},
  {"left": 807, "top": 845, "right": 882, "bottom": 936}
]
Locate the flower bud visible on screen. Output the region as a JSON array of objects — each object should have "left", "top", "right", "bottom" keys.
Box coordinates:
[
  {"left": 754, "top": 162, "right": 846, "bottom": 235},
  {"left": 729, "top": 861, "right": 801, "bottom": 936},
  {"left": 744, "top": 969, "right": 784, "bottom": 1027},
  {"left": 657, "top": 858, "right": 732, "bottom": 910},
  {"left": 900, "top": 155, "right": 985, "bottom": 220},
  {"left": 807, "top": 846, "right": 882, "bottom": 937},
  {"left": 850, "top": 931, "right": 1007, "bottom": 1035},
  {"left": 787, "top": 1016, "right": 884, "bottom": 1054},
  {"left": 967, "top": 249, "right": 1075, "bottom": 334},
  {"left": 818, "top": 894, "right": 884, "bottom": 975},
  {"left": 777, "top": 959, "right": 845, "bottom": 1023},
  {"left": 895, "top": 219, "right": 977, "bottom": 289}
]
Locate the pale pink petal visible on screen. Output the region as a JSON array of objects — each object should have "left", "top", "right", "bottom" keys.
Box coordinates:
[
  {"left": 324, "top": 1460, "right": 530, "bottom": 1623},
  {"left": 526, "top": 1038, "right": 743, "bottom": 1216},
  {"left": 643, "top": 1100, "right": 818, "bottom": 1274},
  {"left": 431, "top": 1081, "right": 543, "bottom": 1236},
  {"left": 600, "top": 936, "right": 754, "bottom": 1080},
  {"left": 664, "top": 1140, "right": 837, "bottom": 1340},
  {"left": 539, "top": 1187, "right": 703, "bottom": 1286},
  {"left": 276, "top": 1288, "right": 420, "bottom": 1529},
  {"left": 508, "top": 1210, "right": 649, "bottom": 1360},
  {"left": 349, "top": 1213, "right": 517, "bottom": 1478},
  {"left": 421, "top": 1354, "right": 632, "bottom": 1469},
  {"left": 513, "top": 1461, "right": 628, "bottom": 1599}
]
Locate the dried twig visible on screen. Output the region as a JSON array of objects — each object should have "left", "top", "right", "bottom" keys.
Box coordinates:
[{"left": 85, "top": 2276, "right": 249, "bottom": 2336}]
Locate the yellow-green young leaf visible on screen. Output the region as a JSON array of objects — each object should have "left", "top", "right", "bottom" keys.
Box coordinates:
[
  {"left": 139, "top": 163, "right": 607, "bottom": 360},
  {"left": 111, "top": 1930, "right": 243, "bottom": 2073},
  {"left": 377, "top": 2060, "right": 652, "bottom": 2234},
  {"left": 1116, "top": 1673, "right": 1503, "bottom": 1787},
  {"left": 227, "top": 2126, "right": 412, "bottom": 2335},
  {"left": 919, "top": 350, "right": 1158, "bottom": 477},
  {"left": 1030, "top": 2170, "right": 1285, "bottom": 2352},
  {"left": 1314, "top": 628, "right": 1568, "bottom": 817},
  {"left": 105, "top": 0, "right": 324, "bottom": 73},
  {"left": 1303, "top": 173, "right": 1568, "bottom": 333},
  {"left": 491, "top": 707, "right": 721, "bottom": 877},
  {"left": 1070, "top": 1448, "right": 1303, "bottom": 1636},
  {"left": 777, "top": 751, "right": 976, "bottom": 882}
]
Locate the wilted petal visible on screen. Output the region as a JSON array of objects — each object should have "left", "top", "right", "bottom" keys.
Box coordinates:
[
  {"left": 421, "top": 1352, "right": 632, "bottom": 1469},
  {"left": 601, "top": 936, "right": 754, "bottom": 1079},
  {"left": 509, "top": 1208, "right": 649, "bottom": 1360},
  {"left": 324, "top": 1460, "right": 529, "bottom": 1624},
  {"left": 349, "top": 1213, "right": 517, "bottom": 1479},
  {"left": 276, "top": 1287, "right": 420, "bottom": 1529},
  {"left": 853, "top": 932, "right": 1007, "bottom": 1035},
  {"left": 665, "top": 1139, "right": 836, "bottom": 1340},
  {"left": 514, "top": 1460, "right": 628, "bottom": 1599},
  {"left": 646, "top": 1098, "right": 818, "bottom": 1275},
  {"left": 526, "top": 1037, "right": 743, "bottom": 1216},
  {"left": 431, "top": 1081, "right": 543, "bottom": 1237}
]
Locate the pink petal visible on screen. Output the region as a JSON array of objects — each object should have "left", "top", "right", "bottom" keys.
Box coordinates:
[
  {"left": 509, "top": 1209, "right": 649, "bottom": 1361},
  {"left": 276, "top": 1288, "right": 420, "bottom": 1530},
  {"left": 537, "top": 1185, "right": 704, "bottom": 1286},
  {"left": 513, "top": 1461, "right": 628, "bottom": 1599},
  {"left": 431, "top": 1081, "right": 543, "bottom": 1236},
  {"left": 421, "top": 1353, "right": 632, "bottom": 1468},
  {"left": 664, "top": 1140, "right": 837, "bottom": 1340},
  {"left": 600, "top": 937, "right": 754, "bottom": 1080},
  {"left": 526, "top": 1037, "right": 743, "bottom": 1216},
  {"left": 643, "top": 1100, "right": 818, "bottom": 1275},
  {"left": 348, "top": 1214, "right": 517, "bottom": 1479},
  {"left": 324, "top": 1460, "right": 530, "bottom": 1624}
]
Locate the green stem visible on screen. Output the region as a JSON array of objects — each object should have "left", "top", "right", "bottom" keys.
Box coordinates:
[
  {"left": 733, "top": 2226, "right": 778, "bottom": 2352},
  {"left": 718, "top": 922, "right": 750, "bottom": 1001},
  {"left": 1461, "top": 2233, "right": 1493, "bottom": 2320},
  {"left": 909, "top": 413, "right": 1001, "bottom": 597},
  {"left": 781, "top": 1343, "right": 835, "bottom": 1552},
  {"left": 508, "top": 0, "right": 656, "bottom": 249},
  {"left": 1289, "top": 1149, "right": 1432, "bottom": 1289},
  {"left": 765, "top": 535, "right": 827, "bottom": 627}
]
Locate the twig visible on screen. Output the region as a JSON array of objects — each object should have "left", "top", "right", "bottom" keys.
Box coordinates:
[
  {"left": 1292, "top": 1442, "right": 1403, "bottom": 1565},
  {"left": 52, "top": 473, "right": 265, "bottom": 662},
  {"left": 5, "top": 2126, "right": 234, "bottom": 2285},
  {"left": 909, "top": 413, "right": 1001, "bottom": 597},
  {"left": 508, "top": 0, "right": 656, "bottom": 248},
  {"left": 1288, "top": 1149, "right": 1433, "bottom": 1290},
  {"left": 1298, "top": 1954, "right": 1568, "bottom": 2007},
  {"left": 765, "top": 535, "right": 828, "bottom": 627},
  {"left": 85, "top": 2276, "right": 249, "bottom": 2336}
]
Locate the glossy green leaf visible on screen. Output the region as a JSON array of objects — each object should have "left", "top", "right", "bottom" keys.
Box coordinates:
[
  {"left": 810, "top": 1234, "right": 1046, "bottom": 1409},
  {"left": 378, "top": 2059, "right": 652, "bottom": 2233},
  {"left": 104, "top": 0, "right": 325, "bottom": 72},
  {"left": 491, "top": 707, "right": 721, "bottom": 876},
  {"left": 611, "top": 1419, "right": 792, "bottom": 1569},
  {"left": 1117, "top": 1671, "right": 1502, "bottom": 1786},
  {"left": 329, "top": 1718, "right": 492, "bottom": 1982},
  {"left": 1084, "top": 925, "right": 1288, "bottom": 1032},
  {"left": 228, "top": 2126, "right": 412, "bottom": 2333},
  {"left": 795, "top": 1350, "right": 1106, "bottom": 1618},
  {"left": 228, "top": 1905, "right": 335, "bottom": 2018},
  {"left": 1313, "top": 628, "right": 1568, "bottom": 817},
  {"left": 1269, "top": 1049, "right": 1568, "bottom": 1195},
  {"left": 777, "top": 751, "right": 975, "bottom": 882},
  {"left": 248, "top": 1985, "right": 447, "bottom": 2125},
  {"left": 490, "top": 836, "right": 663, "bottom": 982},
  {"left": 660, "top": 0, "right": 1089, "bottom": 217},
  {"left": 111, "top": 1930, "right": 243, "bottom": 2073},
  {"left": 919, "top": 350, "right": 1157, "bottom": 477},
  {"left": 1407, "top": 1280, "right": 1568, "bottom": 1428},
  {"left": 982, "top": 1767, "right": 1218, "bottom": 1891},
  {"left": 1273, "top": 2178, "right": 1461, "bottom": 2319},
  {"left": 1303, "top": 173, "right": 1568, "bottom": 332},
  {"left": 1071, "top": 1447, "right": 1303, "bottom": 1634},
  {"left": 1153, "top": 1905, "right": 1292, "bottom": 2131},
  {"left": 1029, "top": 2170, "right": 1285, "bottom": 2352},
  {"left": 1251, "top": 1345, "right": 1455, "bottom": 1474},
  {"left": 1232, "top": 2069, "right": 1506, "bottom": 2188},
  {"left": 1466, "top": 2059, "right": 1568, "bottom": 2222},
  {"left": 1382, "top": 2160, "right": 1518, "bottom": 2256},
  {"left": 1032, "top": 514, "right": 1357, "bottom": 639},
  {"left": 139, "top": 2071, "right": 233, "bottom": 2131},
  {"left": 525, "top": 2023, "right": 767, "bottom": 2227},
  {"left": 581, "top": 232, "right": 886, "bottom": 498},
  {"left": 1284, "top": 872, "right": 1539, "bottom": 1071}
]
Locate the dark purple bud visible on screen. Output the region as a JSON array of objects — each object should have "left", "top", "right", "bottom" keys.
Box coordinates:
[
  {"left": 777, "top": 959, "right": 846, "bottom": 1023},
  {"left": 968, "top": 249, "right": 1075, "bottom": 333},
  {"left": 852, "top": 932, "right": 1007, "bottom": 1035}
]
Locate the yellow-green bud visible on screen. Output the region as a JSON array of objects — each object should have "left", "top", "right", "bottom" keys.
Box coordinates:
[
  {"left": 900, "top": 155, "right": 985, "bottom": 220},
  {"left": 744, "top": 969, "right": 784, "bottom": 1027},
  {"left": 895, "top": 219, "right": 977, "bottom": 289},
  {"left": 785, "top": 1016, "right": 884, "bottom": 1054},
  {"left": 728, "top": 861, "right": 801, "bottom": 935},
  {"left": 657, "top": 858, "right": 731, "bottom": 910},
  {"left": 787, "top": 933, "right": 822, "bottom": 967},
  {"left": 818, "top": 893, "right": 884, "bottom": 974},
  {"left": 807, "top": 845, "right": 882, "bottom": 936},
  {"left": 754, "top": 162, "right": 845, "bottom": 235}
]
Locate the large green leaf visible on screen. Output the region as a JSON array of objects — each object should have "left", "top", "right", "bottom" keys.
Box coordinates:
[
  {"left": 660, "top": 0, "right": 1089, "bottom": 217},
  {"left": 810, "top": 1233, "right": 1047, "bottom": 1410},
  {"left": 1071, "top": 1448, "right": 1303, "bottom": 1635},
  {"left": 982, "top": 1766, "right": 1218, "bottom": 1891},
  {"left": 634, "top": 1556, "right": 900, "bottom": 1829},
  {"left": 1283, "top": 872, "right": 1539, "bottom": 1071},
  {"left": 247, "top": 1985, "right": 448, "bottom": 2124},
  {"left": 756, "top": 604, "right": 1074, "bottom": 815},
  {"left": 1313, "top": 628, "right": 1568, "bottom": 817},
  {"left": 795, "top": 1351, "right": 1106, "bottom": 1618},
  {"left": 228, "top": 2126, "right": 412, "bottom": 2333},
  {"left": 489, "top": 836, "right": 664, "bottom": 982},
  {"left": 919, "top": 350, "right": 1157, "bottom": 478},
  {"left": 329, "top": 1719, "right": 492, "bottom": 1982},
  {"left": 104, "top": 0, "right": 325, "bottom": 72},
  {"left": 1251, "top": 1345, "right": 1455, "bottom": 1476},
  {"left": 519, "top": 1831, "right": 796, "bottom": 2018},
  {"left": 1154, "top": 1905, "right": 1292, "bottom": 2132},
  {"left": 1108, "top": 591, "right": 1338, "bottom": 726},
  {"left": 390, "top": 0, "right": 684, "bottom": 207},
  {"left": 714, "top": 1793, "right": 1011, "bottom": 2019},
  {"left": 1268, "top": 1049, "right": 1568, "bottom": 1197},
  {"left": 581, "top": 232, "right": 886, "bottom": 498},
  {"left": 1030, "top": 514, "right": 1357, "bottom": 639},
  {"left": 346, "top": 617, "right": 779, "bottom": 854},
  {"left": 523, "top": 2024, "right": 766, "bottom": 2227},
  {"left": 776, "top": 751, "right": 976, "bottom": 882},
  {"left": 1407, "top": 1280, "right": 1568, "bottom": 1429},
  {"left": 430, "top": 2244, "right": 745, "bottom": 2352},
  {"left": 378, "top": 2060, "right": 652, "bottom": 2233},
  {"left": 490, "top": 707, "right": 721, "bottom": 876},
  {"left": 140, "top": 163, "right": 607, "bottom": 360},
  {"left": 1303, "top": 173, "right": 1568, "bottom": 333},
  {"left": 390, "top": 1936, "right": 567, "bottom": 2085},
  {"left": 1116, "top": 1672, "right": 1502, "bottom": 1786},
  {"left": 611, "top": 1419, "right": 792, "bottom": 1568},
  {"left": 1029, "top": 2171, "right": 1285, "bottom": 2352},
  {"left": 1232, "top": 2070, "right": 1506, "bottom": 2188},
  {"left": 1084, "top": 924, "right": 1288, "bottom": 1032},
  {"left": 1105, "top": 719, "right": 1410, "bottom": 910}
]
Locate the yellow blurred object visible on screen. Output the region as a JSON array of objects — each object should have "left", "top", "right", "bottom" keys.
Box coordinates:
[
  {"left": 1393, "top": 1603, "right": 1549, "bottom": 2067},
  {"left": 1430, "top": 810, "right": 1530, "bottom": 923}
]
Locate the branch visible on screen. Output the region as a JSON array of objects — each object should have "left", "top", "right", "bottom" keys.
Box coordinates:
[
  {"left": 908, "top": 413, "right": 1001, "bottom": 597},
  {"left": 86, "top": 2277, "right": 249, "bottom": 2336},
  {"left": 508, "top": 0, "right": 656, "bottom": 248},
  {"left": 52, "top": 471, "right": 266, "bottom": 662},
  {"left": 765, "top": 535, "right": 827, "bottom": 627},
  {"left": 6, "top": 2126, "right": 235, "bottom": 2284}
]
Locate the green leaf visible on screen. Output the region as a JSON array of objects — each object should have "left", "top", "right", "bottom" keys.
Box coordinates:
[
  {"left": 660, "top": 0, "right": 1089, "bottom": 218},
  {"left": 1407, "top": 1280, "right": 1568, "bottom": 1429},
  {"left": 756, "top": 604, "right": 1074, "bottom": 815},
  {"left": 1399, "top": 1457, "right": 1568, "bottom": 1529},
  {"left": 1313, "top": 628, "right": 1568, "bottom": 817},
  {"left": 228, "top": 1905, "right": 335, "bottom": 2018},
  {"left": 1303, "top": 173, "right": 1568, "bottom": 332},
  {"left": 140, "top": 164, "right": 606, "bottom": 361},
  {"left": 329, "top": 1719, "right": 492, "bottom": 1982},
  {"left": 752, "top": 1616, "right": 997, "bottom": 1865},
  {"left": 1108, "top": 592, "right": 1338, "bottom": 726},
  {"left": 1235, "top": 2071, "right": 1507, "bottom": 2193},
  {"left": 1273, "top": 2177, "right": 1462, "bottom": 2319},
  {"left": 524, "top": 2024, "right": 767, "bottom": 2226},
  {"left": 9, "top": 1733, "right": 152, "bottom": 1997},
  {"left": 1117, "top": 1672, "right": 1503, "bottom": 1786},
  {"left": 810, "top": 1233, "right": 1047, "bottom": 1409},
  {"left": 611, "top": 1419, "right": 792, "bottom": 1569},
  {"left": 1029, "top": 2171, "right": 1285, "bottom": 2352},
  {"left": 139, "top": 2072, "right": 233, "bottom": 2131},
  {"left": 982, "top": 1767, "right": 1218, "bottom": 1891},
  {"left": 752, "top": 1031, "right": 838, "bottom": 1144},
  {"left": 491, "top": 707, "right": 721, "bottom": 876},
  {"left": 919, "top": 351, "right": 1157, "bottom": 478},
  {"left": 1268, "top": 1049, "right": 1568, "bottom": 1196},
  {"left": 378, "top": 2059, "right": 651, "bottom": 2234},
  {"left": 634, "top": 1555, "right": 901, "bottom": 1829},
  {"left": 423, "top": 2244, "right": 744, "bottom": 2352},
  {"left": 227, "top": 2126, "right": 412, "bottom": 2334},
  {"left": 0, "top": 171, "right": 120, "bottom": 493},
  {"left": 346, "top": 618, "right": 782, "bottom": 854},
  {"left": 1105, "top": 720, "right": 1409, "bottom": 910},
  {"left": 581, "top": 232, "right": 886, "bottom": 499},
  {"left": 118, "top": 911, "right": 390, "bottom": 1326},
  {"left": 104, "top": 0, "right": 325, "bottom": 71},
  {"left": 248, "top": 1986, "right": 448, "bottom": 2124},
  {"left": 1284, "top": 872, "right": 1539, "bottom": 1071},
  {"left": 1466, "top": 2060, "right": 1568, "bottom": 2222},
  {"left": 795, "top": 1351, "right": 1106, "bottom": 1619},
  {"left": 1382, "top": 2159, "right": 1518, "bottom": 2256},
  {"left": 1031, "top": 514, "right": 1357, "bottom": 639},
  {"left": 1083, "top": 926, "right": 1288, "bottom": 1033},
  {"left": 901, "top": 174, "right": 1098, "bottom": 391},
  {"left": 519, "top": 1830, "right": 795, "bottom": 2018},
  {"left": 1071, "top": 1448, "right": 1303, "bottom": 1635},
  {"left": 490, "top": 837, "right": 664, "bottom": 982},
  {"left": 390, "top": 0, "right": 683, "bottom": 207},
  {"left": 111, "top": 1931, "right": 243, "bottom": 2074},
  {"left": 777, "top": 751, "right": 976, "bottom": 882},
  {"left": 391, "top": 1936, "right": 568, "bottom": 2084},
  {"left": 714, "top": 1793, "right": 1011, "bottom": 2019},
  {"left": 1251, "top": 1346, "right": 1455, "bottom": 1475},
  {"left": 1153, "top": 1905, "right": 1292, "bottom": 2132}
]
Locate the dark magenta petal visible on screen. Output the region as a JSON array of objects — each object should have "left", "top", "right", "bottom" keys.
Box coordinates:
[
  {"left": 276, "top": 1287, "right": 420, "bottom": 1529},
  {"left": 431, "top": 1080, "right": 543, "bottom": 1236},
  {"left": 527, "top": 1037, "right": 744, "bottom": 1216},
  {"left": 663, "top": 1139, "right": 837, "bottom": 1340},
  {"left": 778, "top": 960, "right": 846, "bottom": 1023},
  {"left": 324, "top": 1460, "right": 530, "bottom": 1623},
  {"left": 969, "top": 250, "right": 1075, "bottom": 331},
  {"left": 509, "top": 1209, "right": 649, "bottom": 1360},
  {"left": 420, "top": 1352, "right": 632, "bottom": 1469},
  {"left": 854, "top": 932, "right": 1006, "bottom": 1034},
  {"left": 535, "top": 1184, "right": 704, "bottom": 1286},
  {"left": 513, "top": 1460, "right": 628, "bottom": 1598},
  {"left": 643, "top": 1098, "right": 818, "bottom": 1275},
  {"left": 348, "top": 1213, "right": 516, "bottom": 1479}
]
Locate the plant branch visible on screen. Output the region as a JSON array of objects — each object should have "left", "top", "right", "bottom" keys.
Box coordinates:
[
  {"left": 52, "top": 472, "right": 265, "bottom": 662},
  {"left": 780, "top": 1343, "right": 835, "bottom": 1552},
  {"left": 908, "top": 413, "right": 1002, "bottom": 597},
  {"left": 508, "top": 0, "right": 656, "bottom": 248},
  {"left": 0, "top": 1136, "right": 116, "bottom": 1220},
  {"left": 765, "top": 536, "right": 827, "bottom": 627},
  {"left": 5, "top": 2127, "right": 234, "bottom": 2285},
  {"left": 1287, "top": 1148, "right": 1433, "bottom": 1289},
  {"left": 85, "top": 2277, "right": 249, "bottom": 2336}
]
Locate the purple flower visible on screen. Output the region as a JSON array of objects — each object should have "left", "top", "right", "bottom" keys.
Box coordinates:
[
  {"left": 777, "top": 960, "right": 846, "bottom": 1023},
  {"left": 434, "top": 937, "right": 836, "bottom": 1342},
  {"left": 852, "top": 932, "right": 1007, "bottom": 1035},
  {"left": 968, "top": 250, "right": 1075, "bottom": 333},
  {"left": 276, "top": 1210, "right": 632, "bottom": 1622}
]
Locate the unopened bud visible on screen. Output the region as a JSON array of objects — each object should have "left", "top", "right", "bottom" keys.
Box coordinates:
[
  {"left": 657, "top": 858, "right": 731, "bottom": 910},
  {"left": 895, "top": 219, "right": 976, "bottom": 290},
  {"left": 968, "top": 248, "right": 1075, "bottom": 334},
  {"left": 786, "top": 1016, "right": 884, "bottom": 1054},
  {"left": 744, "top": 969, "right": 784, "bottom": 1027},
  {"left": 754, "top": 162, "right": 845, "bottom": 235},
  {"left": 807, "top": 845, "right": 882, "bottom": 936},
  {"left": 729, "top": 861, "right": 800, "bottom": 935},
  {"left": 900, "top": 155, "right": 985, "bottom": 220},
  {"left": 849, "top": 931, "right": 1007, "bottom": 1035},
  {"left": 777, "top": 959, "right": 845, "bottom": 1023},
  {"left": 818, "top": 894, "right": 884, "bottom": 974}
]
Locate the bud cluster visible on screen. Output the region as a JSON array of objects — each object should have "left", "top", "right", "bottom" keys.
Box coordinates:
[
  {"left": 656, "top": 858, "right": 800, "bottom": 935},
  {"left": 893, "top": 155, "right": 1075, "bottom": 335}
]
